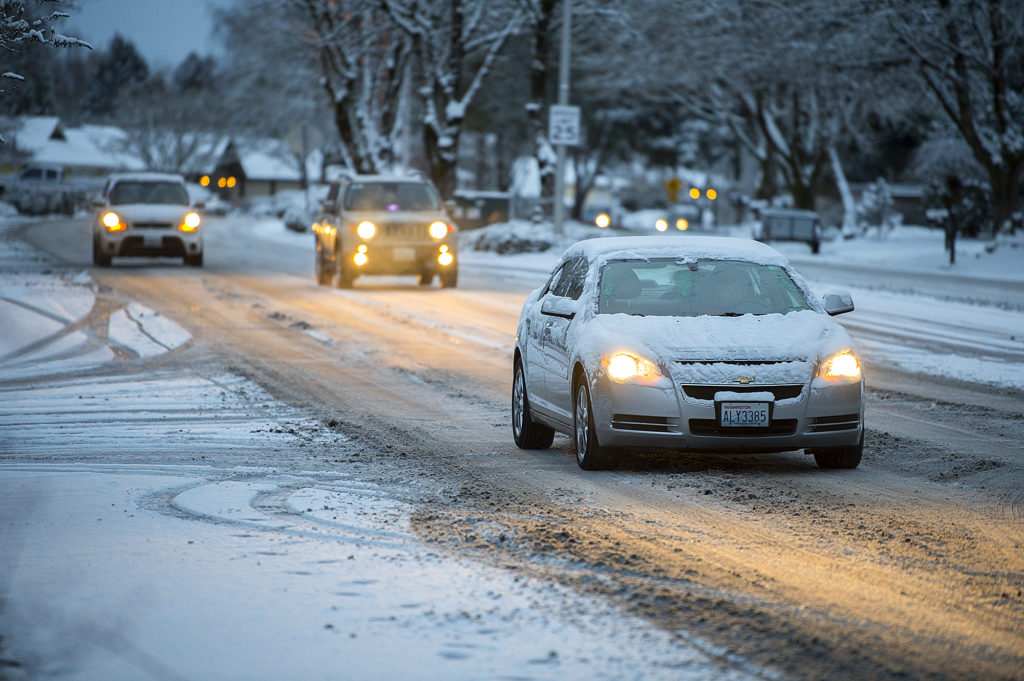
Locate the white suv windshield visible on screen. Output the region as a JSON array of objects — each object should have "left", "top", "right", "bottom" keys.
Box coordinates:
[
  {"left": 109, "top": 181, "right": 189, "bottom": 206},
  {"left": 598, "top": 259, "right": 811, "bottom": 317},
  {"left": 344, "top": 182, "right": 440, "bottom": 211}
]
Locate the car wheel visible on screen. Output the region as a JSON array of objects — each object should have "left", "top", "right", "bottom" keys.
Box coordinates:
[
  {"left": 92, "top": 238, "right": 111, "bottom": 267},
  {"left": 811, "top": 431, "right": 863, "bottom": 469},
  {"left": 440, "top": 267, "right": 458, "bottom": 289},
  {"left": 315, "top": 245, "right": 333, "bottom": 286},
  {"left": 574, "top": 380, "right": 613, "bottom": 470},
  {"left": 512, "top": 358, "right": 554, "bottom": 449},
  {"left": 184, "top": 252, "right": 203, "bottom": 267},
  {"left": 418, "top": 271, "right": 434, "bottom": 286}
]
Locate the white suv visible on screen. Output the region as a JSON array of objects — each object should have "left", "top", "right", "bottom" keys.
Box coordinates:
[{"left": 92, "top": 172, "right": 204, "bottom": 267}]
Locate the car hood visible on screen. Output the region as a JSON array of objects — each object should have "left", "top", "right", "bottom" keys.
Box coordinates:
[
  {"left": 576, "top": 309, "right": 852, "bottom": 366},
  {"left": 103, "top": 204, "right": 194, "bottom": 222}
]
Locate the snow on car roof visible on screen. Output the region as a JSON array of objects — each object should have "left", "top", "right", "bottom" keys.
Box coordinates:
[
  {"left": 564, "top": 235, "right": 791, "bottom": 267},
  {"left": 107, "top": 171, "right": 187, "bottom": 184}
]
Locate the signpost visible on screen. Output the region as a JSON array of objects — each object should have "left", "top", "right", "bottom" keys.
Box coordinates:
[{"left": 552, "top": 0, "right": 572, "bottom": 237}]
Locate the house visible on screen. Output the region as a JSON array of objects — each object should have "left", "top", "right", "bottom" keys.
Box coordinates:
[{"left": 0, "top": 116, "right": 143, "bottom": 178}]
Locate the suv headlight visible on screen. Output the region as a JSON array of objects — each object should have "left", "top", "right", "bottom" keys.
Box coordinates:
[
  {"left": 356, "top": 221, "right": 376, "bottom": 239},
  {"left": 102, "top": 211, "right": 125, "bottom": 231},
  {"left": 179, "top": 212, "right": 201, "bottom": 232},
  {"left": 429, "top": 221, "right": 448, "bottom": 239}
]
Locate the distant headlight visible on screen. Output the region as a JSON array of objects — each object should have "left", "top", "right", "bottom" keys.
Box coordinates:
[
  {"left": 102, "top": 211, "right": 124, "bottom": 231},
  {"left": 595, "top": 213, "right": 611, "bottom": 229},
  {"left": 818, "top": 350, "right": 861, "bottom": 380},
  {"left": 179, "top": 212, "right": 201, "bottom": 232},
  {"left": 605, "top": 352, "right": 662, "bottom": 384},
  {"left": 356, "top": 221, "right": 376, "bottom": 239},
  {"left": 429, "top": 221, "right": 449, "bottom": 239},
  {"left": 654, "top": 218, "right": 668, "bottom": 232}
]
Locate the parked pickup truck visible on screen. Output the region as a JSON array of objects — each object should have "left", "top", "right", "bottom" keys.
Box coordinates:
[{"left": 0, "top": 166, "right": 99, "bottom": 215}]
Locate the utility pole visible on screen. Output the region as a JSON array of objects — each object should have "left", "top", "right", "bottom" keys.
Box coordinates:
[{"left": 552, "top": 0, "right": 572, "bottom": 237}]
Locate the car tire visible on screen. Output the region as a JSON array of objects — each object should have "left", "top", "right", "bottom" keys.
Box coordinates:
[
  {"left": 92, "top": 238, "right": 111, "bottom": 267},
  {"left": 512, "top": 358, "right": 554, "bottom": 450},
  {"left": 811, "top": 431, "right": 863, "bottom": 469},
  {"left": 440, "top": 267, "right": 458, "bottom": 289},
  {"left": 574, "top": 380, "right": 613, "bottom": 470},
  {"left": 184, "top": 252, "right": 203, "bottom": 267},
  {"left": 418, "top": 271, "right": 435, "bottom": 286},
  {"left": 315, "top": 245, "right": 333, "bottom": 286}
]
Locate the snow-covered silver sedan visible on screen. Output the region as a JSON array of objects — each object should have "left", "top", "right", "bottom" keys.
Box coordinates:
[{"left": 512, "top": 236, "right": 864, "bottom": 470}]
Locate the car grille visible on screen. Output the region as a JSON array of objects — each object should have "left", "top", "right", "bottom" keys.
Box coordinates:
[
  {"left": 382, "top": 222, "right": 428, "bottom": 240},
  {"left": 806, "top": 414, "right": 860, "bottom": 432},
  {"left": 689, "top": 419, "right": 798, "bottom": 436},
  {"left": 611, "top": 414, "right": 674, "bottom": 433},
  {"left": 680, "top": 384, "right": 804, "bottom": 401},
  {"left": 133, "top": 221, "right": 174, "bottom": 230}
]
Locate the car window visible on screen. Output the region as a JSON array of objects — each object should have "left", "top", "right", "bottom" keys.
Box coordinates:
[
  {"left": 562, "top": 258, "right": 588, "bottom": 300},
  {"left": 546, "top": 261, "right": 570, "bottom": 297},
  {"left": 343, "top": 182, "right": 440, "bottom": 211},
  {"left": 109, "top": 181, "right": 189, "bottom": 206},
  {"left": 597, "top": 259, "right": 810, "bottom": 317}
]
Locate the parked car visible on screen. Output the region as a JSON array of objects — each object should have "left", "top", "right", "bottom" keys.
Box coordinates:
[
  {"left": 92, "top": 172, "right": 204, "bottom": 267},
  {"left": 512, "top": 235, "right": 863, "bottom": 470},
  {"left": 755, "top": 208, "right": 822, "bottom": 253},
  {"left": 313, "top": 173, "right": 458, "bottom": 287}
]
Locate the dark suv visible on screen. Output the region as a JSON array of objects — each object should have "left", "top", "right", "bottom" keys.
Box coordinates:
[{"left": 313, "top": 174, "right": 458, "bottom": 288}]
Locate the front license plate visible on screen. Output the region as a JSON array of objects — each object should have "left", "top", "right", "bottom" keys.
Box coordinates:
[
  {"left": 392, "top": 247, "right": 415, "bottom": 262},
  {"left": 143, "top": 233, "right": 163, "bottom": 248},
  {"left": 719, "top": 402, "right": 770, "bottom": 428}
]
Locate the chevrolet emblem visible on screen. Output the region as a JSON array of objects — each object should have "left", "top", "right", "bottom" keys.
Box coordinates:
[{"left": 733, "top": 376, "right": 755, "bottom": 384}]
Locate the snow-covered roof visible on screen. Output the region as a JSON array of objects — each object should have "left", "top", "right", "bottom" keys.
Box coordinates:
[
  {"left": 5, "top": 116, "right": 145, "bottom": 172},
  {"left": 238, "top": 141, "right": 302, "bottom": 182},
  {"left": 563, "top": 235, "right": 791, "bottom": 267},
  {"left": 106, "top": 172, "right": 188, "bottom": 184}
]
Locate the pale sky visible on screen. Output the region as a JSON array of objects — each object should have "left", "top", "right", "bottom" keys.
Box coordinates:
[{"left": 66, "top": 0, "right": 232, "bottom": 70}]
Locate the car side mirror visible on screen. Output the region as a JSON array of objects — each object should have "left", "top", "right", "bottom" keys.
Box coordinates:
[
  {"left": 541, "top": 295, "right": 577, "bottom": 319},
  {"left": 823, "top": 290, "right": 854, "bottom": 316},
  {"left": 91, "top": 199, "right": 106, "bottom": 209}
]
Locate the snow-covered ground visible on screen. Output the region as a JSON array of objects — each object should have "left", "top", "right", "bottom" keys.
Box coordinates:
[{"left": 0, "top": 217, "right": 765, "bottom": 679}]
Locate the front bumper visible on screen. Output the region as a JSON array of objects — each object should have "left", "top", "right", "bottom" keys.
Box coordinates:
[
  {"left": 97, "top": 229, "right": 202, "bottom": 258},
  {"left": 589, "top": 372, "right": 863, "bottom": 452},
  {"left": 341, "top": 241, "right": 457, "bottom": 276}
]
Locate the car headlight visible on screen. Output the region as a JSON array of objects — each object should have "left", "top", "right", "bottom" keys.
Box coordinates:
[
  {"left": 179, "top": 212, "right": 201, "bottom": 232},
  {"left": 654, "top": 218, "right": 668, "bottom": 232},
  {"left": 102, "top": 211, "right": 125, "bottom": 231},
  {"left": 595, "top": 213, "right": 611, "bottom": 228},
  {"left": 605, "top": 352, "right": 662, "bottom": 384},
  {"left": 429, "top": 221, "right": 449, "bottom": 239},
  {"left": 818, "top": 350, "right": 861, "bottom": 380},
  {"left": 356, "top": 221, "right": 376, "bottom": 239}
]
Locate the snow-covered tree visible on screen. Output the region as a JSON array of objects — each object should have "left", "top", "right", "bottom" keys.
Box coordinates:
[
  {"left": 882, "top": 0, "right": 1024, "bottom": 234},
  {"left": 383, "top": 0, "right": 522, "bottom": 197},
  {"left": 1, "top": 0, "right": 89, "bottom": 140}
]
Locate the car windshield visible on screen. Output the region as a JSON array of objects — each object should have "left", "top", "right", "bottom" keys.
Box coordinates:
[
  {"left": 109, "top": 181, "right": 189, "bottom": 206},
  {"left": 597, "top": 258, "right": 811, "bottom": 317},
  {"left": 343, "top": 182, "right": 440, "bottom": 211}
]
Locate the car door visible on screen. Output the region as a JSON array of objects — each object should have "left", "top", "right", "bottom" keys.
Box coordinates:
[
  {"left": 522, "top": 262, "right": 570, "bottom": 417},
  {"left": 542, "top": 257, "right": 588, "bottom": 420}
]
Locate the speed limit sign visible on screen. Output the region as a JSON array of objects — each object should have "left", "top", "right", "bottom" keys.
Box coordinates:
[{"left": 549, "top": 105, "right": 581, "bottom": 146}]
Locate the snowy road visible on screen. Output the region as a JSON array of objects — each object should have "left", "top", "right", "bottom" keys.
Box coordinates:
[{"left": 2, "top": 215, "right": 1023, "bottom": 681}]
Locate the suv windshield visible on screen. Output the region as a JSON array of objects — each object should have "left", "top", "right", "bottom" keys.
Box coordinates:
[
  {"left": 343, "top": 181, "right": 440, "bottom": 212},
  {"left": 109, "top": 181, "right": 189, "bottom": 206},
  {"left": 598, "top": 259, "right": 810, "bottom": 317}
]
